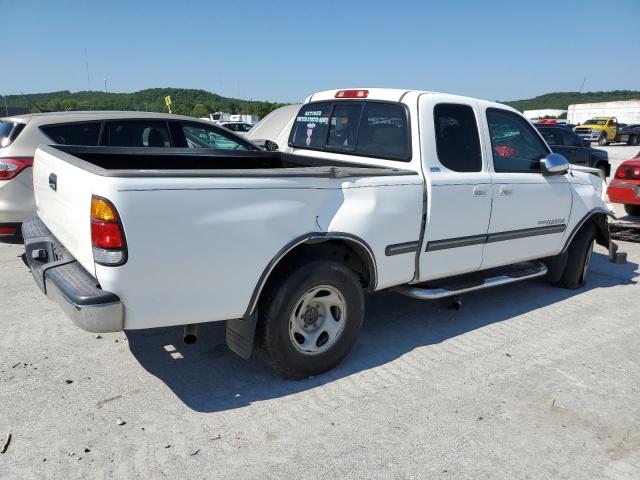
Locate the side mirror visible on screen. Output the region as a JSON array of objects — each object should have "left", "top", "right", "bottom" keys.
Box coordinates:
[
  {"left": 541, "top": 153, "right": 570, "bottom": 176},
  {"left": 251, "top": 139, "right": 279, "bottom": 151}
]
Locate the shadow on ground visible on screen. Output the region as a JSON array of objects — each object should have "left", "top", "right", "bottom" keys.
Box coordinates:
[{"left": 126, "top": 252, "right": 638, "bottom": 413}]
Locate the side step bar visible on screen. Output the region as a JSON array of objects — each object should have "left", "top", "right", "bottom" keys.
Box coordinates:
[{"left": 392, "top": 261, "right": 548, "bottom": 300}]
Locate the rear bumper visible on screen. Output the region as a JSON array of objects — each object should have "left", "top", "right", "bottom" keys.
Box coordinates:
[
  {"left": 22, "top": 217, "right": 124, "bottom": 333},
  {"left": 607, "top": 182, "right": 640, "bottom": 205}
]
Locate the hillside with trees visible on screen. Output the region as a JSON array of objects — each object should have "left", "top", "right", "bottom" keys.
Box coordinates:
[
  {"left": 4, "top": 88, "right": 640, "bottom": 118},
  {"left": 503, "top": 90, "right": 640, "bottom": 112},
  {"left": 2, "top": 88, "right": 288, "bottom": 118}
]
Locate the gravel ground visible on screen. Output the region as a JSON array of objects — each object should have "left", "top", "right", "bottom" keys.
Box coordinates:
[{"left": 1, "top": 234, "right": 639, "bottom": 479}]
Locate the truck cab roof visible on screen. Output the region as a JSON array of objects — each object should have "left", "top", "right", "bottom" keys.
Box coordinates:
[{"left": 304, "top": 88, "right": 520, "bottom": 114}]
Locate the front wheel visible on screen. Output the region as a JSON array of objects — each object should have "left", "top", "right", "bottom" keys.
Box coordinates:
[
  {"left": 624, "top": 204, "right": 640, "bottom": 217},
  {"left": 255, "top": 259, "right": 365, "bottom": 379},
  {"left": 556, "top": 223, "right": 596, "bottom": 289},
  {"left": 597, "top": 133, "right": 608, "bottom": 146}
]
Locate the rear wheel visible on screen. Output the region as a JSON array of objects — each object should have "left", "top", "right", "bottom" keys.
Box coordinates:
[
  {"left": 255, "top": 259, "right": 364, "bottom": 379},
  {"left": 556, "top": 223, "right": 596, "bottom": 289},
  {"left": 624, "top": 204, "right": 640, "bottom": 217}
]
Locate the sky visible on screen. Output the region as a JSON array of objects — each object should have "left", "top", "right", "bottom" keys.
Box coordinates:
[{"left": 1, "top": 0, "right": 639, "bottom": 103}]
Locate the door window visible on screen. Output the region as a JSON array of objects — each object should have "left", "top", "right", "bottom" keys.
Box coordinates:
[
  {"left": 41, "top": 122, "right": 101, "bottom": 146},
  {"left": 433, "top": 103, "right": 482, "bottom": 172},
  {"left": 559, "top": 129, "right": 582, "bottom": 147},
  {"left": 105, "top": 121, "right": 170, "bottom": 147},
  {"left": 538, "top": 128, "right": 561, "bottom": 146},
  {"left": 181, "top": 123, "right": 248, "bottom": 150},
  {"left": 486, "top": 109, "right": 549, "bottom": 173}
]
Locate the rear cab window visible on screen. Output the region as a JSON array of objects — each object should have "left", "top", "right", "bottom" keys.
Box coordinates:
[
  {"left": 41, "top": 122, "right": 101, "bottom": 146},
  {"left": 289, "top": 101, "right": 410, "bottom": 161},
  {"left": 0, "top": 121, "right": 26, "bottom": 148}
]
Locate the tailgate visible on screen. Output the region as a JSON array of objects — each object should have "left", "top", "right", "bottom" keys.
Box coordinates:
[{"left": 33, "top": 145, "right": 98, "bottom": 274}]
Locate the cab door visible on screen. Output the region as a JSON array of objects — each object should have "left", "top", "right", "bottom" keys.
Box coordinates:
[
  {"left": 417, "top": 97, "right": 492, "bottom": 281},
  {"left": 607, "top": 119, "right": 618, "bottom": 141},
  {"left": 480, "top": 108, "right": 572, "bottom": 269}
]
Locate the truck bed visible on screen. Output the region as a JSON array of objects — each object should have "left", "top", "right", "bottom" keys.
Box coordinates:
[
  {"left": 50, "top": 145, "right": 416, "bottom": 178},
  {"left": 32, "top": 144, "right": 424, "bottom": 330}
]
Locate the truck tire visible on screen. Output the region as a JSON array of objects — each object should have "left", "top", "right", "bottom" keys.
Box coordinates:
[
  {"left": 597, "top": 133, "right": 608, "bottom": 146},
  {"left": 628, "top": 135, "right": 639, "bottom": 146},
  {"left": 624, "top": 204, "right": 640, "bottom": 217},
  {"left": 556, "top": 223, "right": 596, "bottom": 289},
  {"left": 255, "top": 259, "right": 365, "bottom": 379}
]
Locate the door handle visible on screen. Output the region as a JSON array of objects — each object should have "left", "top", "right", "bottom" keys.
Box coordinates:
[
  {"left": 473, "top": 185, "right": 489, "bottom": 197},
  {"left": 500, "top": 185, "right": 513, "bottom": 196},
  {"left": 49, "top": 173, "right": 57, "bottom": 191}
]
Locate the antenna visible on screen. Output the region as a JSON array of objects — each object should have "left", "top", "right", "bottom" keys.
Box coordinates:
[
  {"left": 84, "top": 48, "right": 91, "bottom": 89},
  {"left": 578, "top": 77, "right": 586, "bottom": 94},
  {"left": 20, "top": 91, "right": 43, "bottom": 112}
]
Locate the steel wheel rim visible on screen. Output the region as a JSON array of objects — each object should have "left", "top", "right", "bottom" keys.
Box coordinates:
[
  {"left": 582, "top": 239, "right": 594, "bottom": 283},
  {"left": 289, "top": 285, "right": 347, "bottom": 356}
]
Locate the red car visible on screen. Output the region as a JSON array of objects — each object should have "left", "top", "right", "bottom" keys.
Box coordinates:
[{"left": 608, "top": 151, "right": 640, "bottom": 216}]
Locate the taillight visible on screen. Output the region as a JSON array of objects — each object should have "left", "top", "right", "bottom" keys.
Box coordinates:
[
  {"left": 0, "top": 157, "right": 33, "bottom": 180},
  {"left": 90, "top": 195, "right": 127, "bottom": 266},
  {"left": 0, "top": 226, "right": 17, "bottom": 236},
  {"left": 335, "top": 89, "right": 369, "bottom": 99},
  {"left": 631, "top": 167, "right": 640, "bottom": 179},
  {"left": 615, "top": 166, "right": 628, "bottom": 179}
]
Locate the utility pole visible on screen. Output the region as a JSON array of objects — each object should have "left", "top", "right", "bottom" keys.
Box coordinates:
[
  {"left": 1, "top": 95, "right": 8, "bottom": 116},
  {"left": 84, "top": 48, "right": 91, "bottom": 89},
  {"left": 104, "top": 78, "right": 108, "bottom": 94}
]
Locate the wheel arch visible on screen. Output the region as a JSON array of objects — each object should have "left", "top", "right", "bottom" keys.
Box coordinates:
[
  {"left": 244, "top": 232, "right": 377, "bottom": 318},
  {"left": 561, "top": 208, "right": 613, "bottom": 254}
]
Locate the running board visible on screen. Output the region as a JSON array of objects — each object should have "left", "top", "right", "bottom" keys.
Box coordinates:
[{"left": 392, "top": 261, "right": 548, "bottom": 300}]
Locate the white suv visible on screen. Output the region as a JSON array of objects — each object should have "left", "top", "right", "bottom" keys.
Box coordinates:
[{"left": 0, "top": 111, "right": 258, "bottom": 238}]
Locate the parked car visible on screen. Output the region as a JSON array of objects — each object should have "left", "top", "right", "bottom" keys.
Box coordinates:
[
  {"left": 245, "top": 104, "right": 301, "bottom": 150},
  {"left": 23, "top": 88, "right": 622, "bottom": 378},
  {"left": 216, "top": 121, "right": 254, "bottom": 135},
  {"left": 0, "top": 111, "right": 259, "bottom": 238},
  {"left": 607, "top": 151, "right": 640, "bottom": 216},
  {"left": 536, "top": 125, "right": 610, "bottom": 177},
  {"left": 574, "top": 117, "right": 637, "bottom": 145}
]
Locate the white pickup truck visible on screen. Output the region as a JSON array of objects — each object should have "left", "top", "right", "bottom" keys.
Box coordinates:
[{"left": 23, "top": 88, "right": 624, "bottom": 378}]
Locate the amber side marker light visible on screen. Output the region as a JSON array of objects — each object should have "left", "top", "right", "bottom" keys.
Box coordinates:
[{"left": 90, "top": 195, "right": 127, "bottom": 266}]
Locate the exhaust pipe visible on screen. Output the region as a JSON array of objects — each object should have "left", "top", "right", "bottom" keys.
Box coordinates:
[{"left": 183, "top": 324, "right": 198, "bottom": 345}]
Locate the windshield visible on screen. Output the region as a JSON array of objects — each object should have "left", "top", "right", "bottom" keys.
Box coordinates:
[
  {"left": 0, "top": 121, "right": 22, "bottom": 148},
  {"left": 583, "top": 119, "right": 607, "bottom": 125}
]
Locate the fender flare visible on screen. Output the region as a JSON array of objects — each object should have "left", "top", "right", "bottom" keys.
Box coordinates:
[
  {"left": 560, "top": 208, "right": 614, "bottom": 254},
  {"left": 243, "top": 232, "right": 378, "bottom": 319}
]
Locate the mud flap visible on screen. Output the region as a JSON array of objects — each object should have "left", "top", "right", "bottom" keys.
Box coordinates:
[
  {"left": 608, "top": 241, "right": 627, "bottom": 264},
  {"left": 226, "top": 310, "right": 258, "bottom": 360},
  {"left": 543, "top": 252, "right": 569, "bottom": 283}
]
